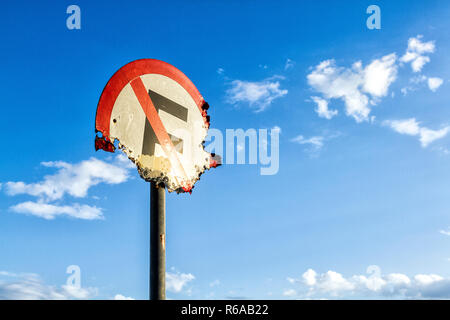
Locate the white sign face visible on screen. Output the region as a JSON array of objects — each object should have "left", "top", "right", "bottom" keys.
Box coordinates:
[{"left": 95, "top": 59, "right": 218, "bottom": 193}]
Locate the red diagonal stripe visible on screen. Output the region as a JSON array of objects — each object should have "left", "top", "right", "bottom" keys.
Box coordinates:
[{"left": 130, "top": 77, "right": 189, "bottom": 188}]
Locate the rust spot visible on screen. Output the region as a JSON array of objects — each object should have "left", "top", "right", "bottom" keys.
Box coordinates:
[
  {"left": 95, "top": 135, "right": 115, "bottom": 153},
  {"left": 209, "top": 153, "right": 222, "bottom": 168},
  {"left": 201, "top": 101, "right": 211, "bottom": 128},
  {"left": 182, "top": 184, "right": 193, "bottom": 194},
  {"left": 160, "top": 234, "right": 165, "bottom": 250}
]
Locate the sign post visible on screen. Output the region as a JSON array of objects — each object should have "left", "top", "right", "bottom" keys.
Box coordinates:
[
  {"left": 150, "top": 182, "right": 165, "bottom": 300},
  {"left": 95, "top": 59, "right": 220, "bottom": 300}
]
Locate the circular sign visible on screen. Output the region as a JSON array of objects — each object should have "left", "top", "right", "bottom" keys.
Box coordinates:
[{"left": 95, "top": 59, "right": 218, "bottom": 193}]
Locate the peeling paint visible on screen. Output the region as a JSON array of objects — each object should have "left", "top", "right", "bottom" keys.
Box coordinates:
[{"left": 95, "top": 135, "right": 115, "bottom": 153}]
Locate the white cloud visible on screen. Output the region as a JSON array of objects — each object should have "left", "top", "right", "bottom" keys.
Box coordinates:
[
  {"left": 440, "top": 229, "right": 450, "bottom": 236},
  {"left": 0, "top": 272, "right": 97, "bottom": 300},
  {"left": 383, "top": 118, "right": 450, "bottom": 147},
  {"left": 411, "top": 56, "right": 430, "bottom": 73},
  {"left": 283, "top": 289, "right": 297, "bottom": 297},
  {"left": 311, "top": 96, "right": 338, "bottom": 119},
  {"left": 292, "top": 265, "right": 450, "bottom": 299},
  {"left": 419, "top": 127, "right": 450, "bottom": 147},
  {"left": 383, "top": 118, "right": 420, "bottom": 135},
  {"left": 400, "top": 35, "right": 435, "bottom": 72},
  {"left": 226, "top": 78, "right": 288, "bottom": 112},
  {"left": 114, "top": 294, "right": 135, "bottom": 300},
  {"left": 291, "top": 132, "right": 341, "bottom": 155},
  {"left": 3, "top": 157, "right": 129, "bottom": 202},
  {"left": 2, "top": 156, "right": 131, "bottom": 220},
  {"left": 61, "top": 285, "right": 97, "bottom": 299},
  {"left": 307, "top": 54, "right": 397, "bottom": 122},
  {"left": 316, "top": 271, "right": 355, "bottom": 296},
  {"left": 302, "top": 269, "right": 317, "bottom": 286},
  {"left": 308, "top": 36, "right": 441, "bottom": 123},
  {"left": 287, "top": 277, "right": 297, "bottom": 284},
  {"left": 291, "top": 135, "right": 324, "bottom": 150},
  {"left": 428, "top": 77, "right": 443, "bottom": 92},
  {"left": 401, "top": 75, "right": 443, "bottom": 94},
  {"left": 10, "top": 201, "right": 103, "bottom": 220},
  {"left": 166, "top": 271, "right": 195, "bottom": 293},
  {"left": 414, "top": 274, "right": 443, "bottom": 286},
  {"left": 386, "top": 273, "right": 411, "bottom": 286},
  {"left": 363, "top": 54, "right": 398, "bottom": 97},
  {"left": 217, "top": 67, "right": 224, "bottom": 75}
]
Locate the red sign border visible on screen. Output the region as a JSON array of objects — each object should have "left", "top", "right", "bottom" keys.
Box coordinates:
[{"left": 95, "top": 59, "right": 207, "bottom": 138}]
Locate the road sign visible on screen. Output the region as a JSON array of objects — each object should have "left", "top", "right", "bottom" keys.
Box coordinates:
[{"left": 95, "top": 59, "right": 218, "bottom": 193}]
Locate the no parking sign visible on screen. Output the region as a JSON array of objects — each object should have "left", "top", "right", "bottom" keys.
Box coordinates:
[{"left": 95, "top": 59, "right": 218, "bottom": 192}]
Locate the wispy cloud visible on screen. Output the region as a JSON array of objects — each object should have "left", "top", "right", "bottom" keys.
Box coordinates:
[
  {"left": 291, "top": 132, "right": 341, "bottom": 155},
  {"left": 166, "top": 270, "right": 195, "bottom": 293},
  {"left": 284, "top": 58, "right": 294, "bottom": 70},
  {"left": 383, "top": 118, "right": 450, "bottom": 147},
  {"left": 401, "top": 75, "right": 443, "bottom": 95},
  {"left": 0, "top": 271, "right": 97, "bottom": 300},
  {"left": 226, "top": 77, "right": 288, "bottom": 112},
  {"left": 291, "top": 135, "right": 324, "bottom": 150},
  {"left": 10, "top": 201, "right": 103, "bottom": 220}
]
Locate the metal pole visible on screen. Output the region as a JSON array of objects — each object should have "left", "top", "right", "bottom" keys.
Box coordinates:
[{"left": 150, "top": 181, "right": 166, "bottom": 300}]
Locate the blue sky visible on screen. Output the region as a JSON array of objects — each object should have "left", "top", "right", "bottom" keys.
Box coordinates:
[{"left": 1, "top": 0, "right": 450, "bottom": 299}]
